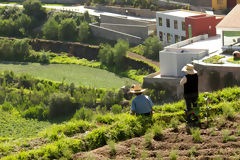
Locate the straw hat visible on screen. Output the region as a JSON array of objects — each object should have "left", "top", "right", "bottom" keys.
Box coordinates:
[
  {"left": 130, "top": 85, "right": 146, "bottom": 93},
  {"left": 182, "top": 64, "right": 197, "bottom": 74}
]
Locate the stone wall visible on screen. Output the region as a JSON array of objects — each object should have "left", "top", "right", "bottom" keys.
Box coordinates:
[
  {"left": 190, "top": 0, "right": 211, "bottom": 7},
  {"left": 30, "top": 39, "right": 99, "bottom": 60},
  {"left": 90, "top": 24, "right": 143, "bottom": 46},
  {"left": 85, "top": 5, "right": 156, "bottom": 18},
  {"left": 100, "top": 14, "right": 151, "bottom": 26},
  {"left": 100, "top": 23, "right": 148, "bottom": 39},
  {"left": 194, "top": 63, "right": 240, "bottom": 92}
]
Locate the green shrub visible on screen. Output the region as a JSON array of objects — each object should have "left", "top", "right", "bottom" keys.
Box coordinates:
[
  {"left": 73, "top": 107, "right": 93, "bottom": 121},
  {"left": 111, "top": 104, "right": 122, "bottom": 114},
  {"left": 144, "top": 131, "right": 153, "bottom": 148},
  {"left": 152, "top": 124, "right": 163, "bottom": 141},
  {"left": 170, "top": 117, "right": 180, "bottom": 132},
  {"left": 222, "top": 129, "right": 236, "bottom": 143},
  {"left": 48, "top": 93, "right": 76, "bottom": 118},
  {"left": 188, "top": 146, "right": 198, "bottom": 157},
  {"left": 1, "top": 102, "right": 13, "bottom": 111},
  {"left": 85, "top": 127, "right": 108, "bottom": 150},
  {"left": 107, "top": 140, "right": 116, "bottom": 156},
  {"left": 130, "top": 144, "right": 136, "bottom": 159},
  {"left": 22, "top": 105, "right": 47, "bottom": 120},
  {"left": 95, "top": 114, "right": 118, "bottom": 124},
  {"left": 222, "top": 103, "right": 235, "bottom": 120},
  {"left": 169, "top": 149, "right": 178, "bottom": 160},
  {"left": 190, "top": 128, "right": 202, "bottom": 143}
]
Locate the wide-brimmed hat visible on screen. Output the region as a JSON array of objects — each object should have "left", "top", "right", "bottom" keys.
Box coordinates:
[
  {"left": 182, "top": 64, "right": 197, "bottom": 74},
  {"left": 130, "top": 85, "right": 146, "bottom": 93}
]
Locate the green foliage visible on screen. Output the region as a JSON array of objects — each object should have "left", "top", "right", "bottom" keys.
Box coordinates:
[
  {"left": 170, "top": 117, "right": 180, "bottom": 132},
  {"left": 190, "top": 128, "right": 202, "bottom": 143},
  {"left": 0, "top": 38, "right": 31, "bottom": 61},
  {"left": 129, "top": 44, "right": 144, "bottom": 56},
  {"left": 78, "top": 21, "right": 90, "bottom": 42},
  {"left": 188, "top": 146, "right": 198, "bottom": 158},
  {"left": 222, "top": 103, "right": 236, "bottom": 120},
  {"left": 222, "top": 129, "right": 236, "bottom": 143},
  {"left": 111, "top": 104, "right": 122, "bottom": 114},
  {"left": 1, "top": 102, "right": 13, "bottom": 111},
  {"left": 73, "top": 107, "right": 94, "bottom": 121},
  {"left": 95, "top": 114, "right": 118, "bottom": 124},
  {"left": 22, "top": 105, "right": 48, "bottom": 120},
  {"left": 130, "top": 144, "right": 136, "bottom": 159},
  {"left": 143, "top": 36, "right": 163, "bottom": 60},
  {"left": 23, "top": 0, "right": 46, "bottom": 20},
  {"left": 144, "top": 131, "right": 153, "bottom": 148},
  {"left": 42, "top": 17, "right": 59, "bottom": 40},
  {"left": 169, "top": 149, "right": 178, "bottom": 160},
  {"left": 202, "top": 55, "right": 225, "bottom": 64},
  {"left": 152, "top": 123, "right": 163, "bottom": 141},
  {"left": 48, "top": 92, "right": 76, "bottom": 118},
  {"left": 98, "top": 43, "right": 114, "bottom": 66},
  {"left": 107, "top": 140, "right": 116, "bottom": 156},
  {"left": 58, "top": 18, "right": 77, "bottom": 41}
]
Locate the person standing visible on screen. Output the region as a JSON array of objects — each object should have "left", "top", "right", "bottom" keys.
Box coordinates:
[
  {"left": 180, "top": 64, "right": 199, "bottom": 123},
  {"left": 130, "top": 85, "right": 154, "bottom": 116}
]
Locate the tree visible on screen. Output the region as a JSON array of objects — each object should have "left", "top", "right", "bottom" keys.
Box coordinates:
[
  {"left": 15, "top": 14, "right": 32, "bottom": 36},
  {"left": 78, "top": 21, "right": 90, "bottom": 42},
  {"left": 42, "top": 18, "right": 59, "bottom": 40},
  {"left": 23, "top": 0, "right": 46, "bottom": 20},
  {"left": 98, "top": 43, "right": 114, "bottom": 66},
  {"left": 58, "top": 18, "right": 77, "bottom": 41},
  {"left": 143, "top": 36, "right": 163, "bottom": 60},
  {"left": 113, "top": 39, "right": 129, "bottom": 68}
]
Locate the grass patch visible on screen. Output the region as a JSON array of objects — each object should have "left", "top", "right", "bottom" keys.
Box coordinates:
[
  {"left": 227, "top": 57, "right": 240, "bottom": 64},
  {"left": 203, "top": 55, "right": 225, "bottom": 64},
  {"left": 129, "top": 44, "right": 144, "bottom": 56},
  {"left": 0, "top": 62, "right": 137, "bottom": 88},
  {"left": 0, "top": 109, "right": 50, "bottom": 139},
  {"left": 222, "top": 129, "right": 236, "bottom": 143}
]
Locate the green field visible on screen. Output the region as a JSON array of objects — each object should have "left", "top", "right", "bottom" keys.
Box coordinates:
[
  {"left": 0, "top": 110, "right": 51, "bottom": 139},
  {"left": 0, "top": 62, "right": 137, "bottom": 88}
]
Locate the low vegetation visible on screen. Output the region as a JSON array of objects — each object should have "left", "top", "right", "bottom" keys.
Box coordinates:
[{"left": 202, "top": 55, "right": 225, "bottom": 64}]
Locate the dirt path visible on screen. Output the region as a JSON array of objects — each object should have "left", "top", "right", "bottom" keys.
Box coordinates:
[
  {"left": 73, "top": 115, "right": 240, "bottom": 160},
  {"left": 127, "top": 51, "right": 160, "bottom": 68}
]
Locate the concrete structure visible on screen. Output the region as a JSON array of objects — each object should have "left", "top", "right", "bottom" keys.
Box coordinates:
[
  {"left": 160, "top": 35, "right": 209, "bottom": 77},
  {"left": 156, "top": 9, "right": 223, "bottom": 45},
  {"left": 216, "top": 4, "right": 240, "bottom": 50},
  {"left": 90, "top": 15, "right": 155, "bottom": 45},
  {"left": 212, "top": 0, "right": 240, "bottom": 10}
]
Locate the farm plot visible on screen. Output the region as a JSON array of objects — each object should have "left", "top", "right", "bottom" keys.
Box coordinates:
[{"left": 0, "top": 62, "right": 137, "bottom": 88}]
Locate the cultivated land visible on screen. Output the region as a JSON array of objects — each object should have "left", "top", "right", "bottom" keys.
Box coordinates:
[{"left": 0, "top": 62, "right": 137, "bottom": 88}]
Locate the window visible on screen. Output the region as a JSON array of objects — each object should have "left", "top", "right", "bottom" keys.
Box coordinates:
[
  {"left": 166, "top": 19, "right": 170, "bottom": 28},
  {"left": 159, "top": 31, "right": 163, "bottom": 41},
  {"left": 174, "top": 20, "right": 178, "bottom": 29},
  {"left": 182, "top": 21, "right": 186, "bottom": 31},
  {"left": 167, "top": 33, "right": 171, "bottom": 43},
  {"left": 181, "top": 36, "right": 186, "bottom": 41},
  {"left": 217, "top": 0, "right": 223, "bottom": 4},
  {"left": 175, "top": 35, "right": 179, "bottom": 43},
  {"left": 158, "top": 17, "right": 162, "bottom": 26}
]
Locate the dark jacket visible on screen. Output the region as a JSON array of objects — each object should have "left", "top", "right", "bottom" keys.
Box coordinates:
[{"left": 184, "top": 74, "right": 198, "bottom": 98}]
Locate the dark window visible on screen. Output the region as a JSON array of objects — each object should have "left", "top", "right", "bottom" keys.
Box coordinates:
[
  {"left": 181, "top": 36, "right": 186, "bottom": 41},
  {"left": 167, "top": 33, "right": 171, "bottom": 43},
  {"left": 158, "top": 17, "right": 162, "bottom": 26},
  {"left": 175, "top": 35, "right": 179, "bottom": 43},
  {"left": 166, "top": 19, "right": 170, "bottom": 28},
  {"left": 174, "top": 20, "right": 178, "bottom": 29},
  {"left": 159, "top": 31, "right": 163, "bottom": 41},
  {"left": 182, "top": 21, "right": 186, "bottom": 31}
]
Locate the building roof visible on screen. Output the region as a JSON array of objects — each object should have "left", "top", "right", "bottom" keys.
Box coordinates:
[
  {"left": 216, "top": 4, "right": 240, "bottom": 30},
  {"left": 157, "top": 9, "right": 200, "bottom": 18}
]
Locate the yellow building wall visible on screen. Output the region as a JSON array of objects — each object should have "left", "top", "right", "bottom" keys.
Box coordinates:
[
  {"left": 237, "top": 0, "right": 240, "bottom": 4},
  {"left": 212, "top": 0, "right": 227, "bottom": 10}
]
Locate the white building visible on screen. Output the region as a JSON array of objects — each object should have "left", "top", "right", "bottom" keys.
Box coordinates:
[{"left": 156, "top": 9, "right": 200, "bottom": 45}]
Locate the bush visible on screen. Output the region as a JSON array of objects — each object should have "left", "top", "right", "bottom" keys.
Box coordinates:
[
  {"left": 222, "top": 103, "right": 235, "bottom": 120},
  {"left": 1, "top": 102, "right": 13, "bottom": 111},
  {"left": 107, "top": 140, "right": 116, "bottom": 156},
  {"left": 144, "top": 131, "right": 153, "bottom": 148},
  {"left": 42, "top": 17, "right": 59, "bottom": 40},
  {"left": 130, "top": 144, "right": 136, "bottom": 159},
  {"left": 78, "top": 21, "right": 90, "bottom": 42},
  {"left": 169, "top": 149, "right": 178, "bottom": 160},
  {"left": 23, "top": 0, "right": 46, "bottom": 21},
  {"left": 48, "top": 93, "right": 76, "bottom": 118},
  {"left": 22, "top": 105, "right": 47, "bottom": 120},
  {"left": 58, "top": 18, "right": 77, "bottom": 41},
  {"left": 170, "top": 117, "right": 180, "bottom": 132},
  {"left": 222, "top": 129, "right": 236, "bottom": 143},
  {"left": 73, "top": 107, "right": 93, "bottom": 121},
  {"left": 152, "top": 123, "right": 163, "bottom": 141},
  {"left": 190, "top": 128, "right": 202, "bottom": 143},
  {"left": 143, "top": 36, "right": 163, "bottom": 60},
  {"left": 111, "top": 104, "right": 122, "bottom": 114}
]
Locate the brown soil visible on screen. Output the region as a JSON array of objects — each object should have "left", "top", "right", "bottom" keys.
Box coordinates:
[{"left": 73, "top": 115, "right": 240, "bottom": 160}]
